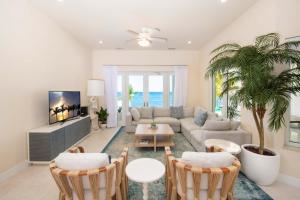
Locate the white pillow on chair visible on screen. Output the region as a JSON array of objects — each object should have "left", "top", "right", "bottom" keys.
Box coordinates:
[
  {"left": 181, "top": 151, "right": 235, "bottom": 168},
  {"left": 55, "top": 152, "right": 109, "bottom": 170}
]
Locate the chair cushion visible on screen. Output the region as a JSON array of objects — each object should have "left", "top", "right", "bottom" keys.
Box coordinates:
[
  {"left": 181, "top": 151, "right": 235, "bottom": 168},
  {"left": 202, "top": 120, "right": 231, "bottom": 131},
  {"left": 183, "top": 107, "right": 194, "bottom": 118},
  {"left": 55, "top": 153, "right": 114, "bottom": 190},
  {"left": 194, "top": 110, "right": 207, "bottom": 126},
  {"left": 153, "top": 107, "right": 170, "bottom": 117},
  {"left": 55, "top": 153, "right": 109, "bottom": 170},
  {"left": 139, "top": 107, "right": 153, "bottom": 119},
  {"left": 170, "top": 106, "right": 184, "bottom": 119},
  {"left": 130, "top": 108, "right": 140, "bottom": 121},
  {"left": 154, "top": 117, "right": 180, "bottom": 126}
]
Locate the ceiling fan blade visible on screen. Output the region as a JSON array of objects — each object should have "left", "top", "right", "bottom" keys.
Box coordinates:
[
  {"left": 126, "top": 38, "right": 139, "bottom": 42},
  {"left": 149, "top": 36, "right": 168, "bottom": 42},
  {"left": 127, "top": 30, "right": 140, "bottom": 35}
]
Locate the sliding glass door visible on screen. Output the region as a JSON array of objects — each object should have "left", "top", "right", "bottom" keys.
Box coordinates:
[{"left": 118, "top": 72, "right": 173, "bottom": 109}]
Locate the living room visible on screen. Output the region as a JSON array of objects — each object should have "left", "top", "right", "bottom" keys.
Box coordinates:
[{"left": 1, "top": 0, "right": 300, "bottom": 199}]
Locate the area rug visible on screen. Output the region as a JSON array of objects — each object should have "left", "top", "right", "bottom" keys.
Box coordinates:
[{"left": 102, "top": 128, "right": 273, "bottom": 200}]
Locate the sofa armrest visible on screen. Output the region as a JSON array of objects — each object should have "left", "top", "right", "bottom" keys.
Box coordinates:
[
  {"left": 191, "top": 128, "right": 252, "bottom": 146},
  {"left": 126, "top": 112, "right": 133, "bottom": 125}
]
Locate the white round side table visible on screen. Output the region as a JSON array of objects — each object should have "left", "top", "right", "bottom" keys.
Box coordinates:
[
  {"left": 125, "top": 158, "right": 165, "bottom": 200},
  {"left": 204, "top": 139, "right": 241, "bottom": 155}
]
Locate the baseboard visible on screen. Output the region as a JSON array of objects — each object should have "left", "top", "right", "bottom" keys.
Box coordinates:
[
  {"left": 277, "top": 173, "right": 300, "bottom": 188},
  {"left": 0, "top": 161, "right": 29, "bottom": 183}
]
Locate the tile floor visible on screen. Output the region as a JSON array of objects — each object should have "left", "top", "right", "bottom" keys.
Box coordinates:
[{"left": 0, "top": 128, "right": 299, "bottom": 200}]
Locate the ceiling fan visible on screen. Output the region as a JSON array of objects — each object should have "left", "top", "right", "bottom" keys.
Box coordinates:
[{"left": 127, "top": 27, "right": 168, "bottom": 47}]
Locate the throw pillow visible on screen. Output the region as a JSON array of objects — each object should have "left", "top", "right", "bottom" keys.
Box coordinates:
[
  {"left": 153, "top": 108, "right": 170, "bottom": 117},
  {"left": 202, "top": 120, "right": 231, "bottom": 131},
  {"left": 140, "top": 107, "right": 153, "bottom": 119},
  {"left": 230, "top": 120, "right": 241, "bottom": 130},
  {"left": 170, "top": 106, "right": 184, "bottom": 119},
  {"left": 194, "top": 110, "right": 207, "bottom": 126},
  {"left": 130, "top": 108, "right": 140, "bottom": 121}
]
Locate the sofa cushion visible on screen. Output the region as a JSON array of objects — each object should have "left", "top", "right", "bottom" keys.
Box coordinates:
[
  {"left": 154, "top": 117, "right": 180, "bottom": 126},
  {"left": 181, "top": 151, "right": 235, "bottom": 168},
  {"left": 130, "top": 108, "right": 140, "bottom": 121},
  {"left": 194, "top": 110, "right": 207, "bottom": 126},
  {"left": 153, "top": 107, "right": 170, "bottom": 117},
  {"left": 230, "top": 120, "right": 241, "bottom": 130},
  {"left": 202, "top": 120, "right": 231, "bottom": 131},
  {"left": 183, "top": 107, "right": 194, "bottom": 118},
  {"left": 170, "top": 106, "right": 183, "bottom": 119},
  {"left": 140, "top": 107, "right": 153, "bottom": 119},
  {"left": 132, "top": 119, "right": 153, "bottom": 125},
  {"left": 180, "top": 118, "right": 201, "bottom": 132},
  {"left": 194, "top": 106, "right": 219, "bottom": 120}
]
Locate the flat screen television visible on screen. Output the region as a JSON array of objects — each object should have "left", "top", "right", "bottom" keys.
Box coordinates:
[{"left": 49, "top": 91, "right": 81, "bottom": 124}]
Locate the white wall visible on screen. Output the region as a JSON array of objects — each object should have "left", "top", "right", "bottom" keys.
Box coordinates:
[
  {"left": 92, "top": 50, "right": 202, "bottom": 107},
  {"left": 0, "top": 0, "right": 91, "bottom": 173},
  {"left": 198, "top": 0, "right": 300, "bottom": 179}
]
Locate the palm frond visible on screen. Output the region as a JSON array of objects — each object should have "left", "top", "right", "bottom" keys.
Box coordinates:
[
  {"left": 255, "top": 33, "right": 280, "bottom": 50},
  {"left": 211, "top": 43, "right": 241, "bottom": 55}
]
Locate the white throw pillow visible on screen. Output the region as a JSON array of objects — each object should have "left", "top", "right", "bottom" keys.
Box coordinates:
[
  {"left": 140, "top": 107, "right": 153, "bottom": 119},
  {"left": 130, "top": 108, "right": 140, "bottom": 121},
  {"left": 202, "top": 120, "right": 231, "bottom": 131},
  {"left": 181, "top": 151, "right": 235, "bottom": 168},
  {"left": 55, "top": 152, "right": 109, "bottom": 170},
  {"left": 230, "top": 120, "right": 241, "bottom": 130}
]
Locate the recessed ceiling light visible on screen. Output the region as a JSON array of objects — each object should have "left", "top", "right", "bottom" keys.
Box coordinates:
[
  {"left": 187, "top": 41, "right": 192, "bottom": 44},
  {"left": 98, "top": 40, "right": 103, "bottom": 44},
  {"left": 57, "top": 0, "right": 64, "bottom": 2},
  {"left": 221, "top": 0, "right": 227, "bottom": 3}
]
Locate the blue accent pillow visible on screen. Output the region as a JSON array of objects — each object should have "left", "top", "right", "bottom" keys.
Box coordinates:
[
  {"left": 170, "top": 106, "right": 184, "bottom": 119},
  {"left": 194, "top": 111, "right": 208, "bottom": 126}
]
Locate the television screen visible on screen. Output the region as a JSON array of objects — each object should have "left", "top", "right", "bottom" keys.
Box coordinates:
[{"left": 49, "top": 91, "right": 81, "bottom": 124}]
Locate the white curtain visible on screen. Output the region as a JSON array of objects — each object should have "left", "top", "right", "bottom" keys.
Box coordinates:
[
  {"left": 103, "top": 66, "right": 118, "bottom": 128},
  {"left": 174, "top": 66, "right": 188, "bottom": 106}
]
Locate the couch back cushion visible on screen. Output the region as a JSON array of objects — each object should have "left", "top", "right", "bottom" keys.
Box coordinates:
[
  {"left": 130, "top": 107, "right": 140, "bottom": 121},
  {"left": 194, "top": 106, "right": 219, "bottom": 120},
  {"left": 194, "top": 110, "right": 207, "bottom": 126},
  {"left": 153, "top": 107, "right": 170, "bottom": 117},
  {"left": 140, "top": 107, "right": 153, "bottom": 119},
  {"left": 183, "top": 107, "right": 194, "bottom": 118},
  {"left": 181, "top": 151, "right": 235, "bottom": 168},
  {"left": 202, "top": 120, "right": 231, "bottom": 131},
  {"left": 230, "top": 120, "right": 241, "bottom": 130},
  {"left": 170, "top": 106, "right": 184, "bottom": 119}
]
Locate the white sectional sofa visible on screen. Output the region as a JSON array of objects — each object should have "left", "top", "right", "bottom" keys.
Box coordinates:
[{"left": 125, "top": 106, "right": 252, "bottom": 151}]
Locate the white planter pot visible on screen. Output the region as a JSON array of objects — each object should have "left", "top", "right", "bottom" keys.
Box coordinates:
[{"left": 241, "top": 144, "right": 280, "bottom": 186}]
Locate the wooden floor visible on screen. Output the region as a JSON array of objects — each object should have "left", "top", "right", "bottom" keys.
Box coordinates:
[{"left": 0, "top": 127, "right": 299, "bottom": 200}]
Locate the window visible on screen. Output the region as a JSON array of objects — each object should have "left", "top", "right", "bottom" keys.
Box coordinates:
[
  {"left": 288, "top": 64, "right": 300, "bottom": 147},
  {"left": 212, "top": 72, "right": 241, "bottom": 119}
]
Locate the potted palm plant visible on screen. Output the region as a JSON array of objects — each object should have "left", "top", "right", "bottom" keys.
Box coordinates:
[
  {"left": 206, "top": 33, "right": 300, "bottom": 185},
  {"left": 96, "top": 107, "right": 109, "bottom": 129}
]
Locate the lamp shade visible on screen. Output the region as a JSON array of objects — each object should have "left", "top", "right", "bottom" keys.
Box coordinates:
[{"left": 87, "top": 79, "right": 104, "bottom": 96}]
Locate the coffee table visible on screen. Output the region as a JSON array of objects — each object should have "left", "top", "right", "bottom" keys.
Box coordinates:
[
  {"left": 126, "top": 158, "right": 165, "bottom": 200},
  {"left": 204, "top": 139, "right": 241, "bottom": 155},
  {"left": 135, "top": 124, "right": 175, "bottom": 152}
]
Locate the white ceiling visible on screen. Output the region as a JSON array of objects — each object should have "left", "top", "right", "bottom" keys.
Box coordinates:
[{"left": 30, "top": 0, "right": 257, "bottom": 50}]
